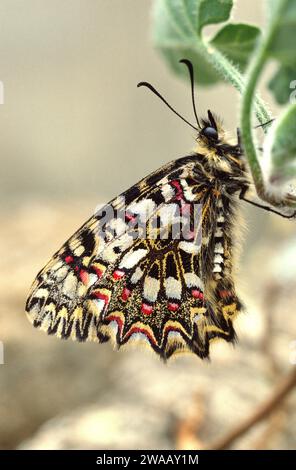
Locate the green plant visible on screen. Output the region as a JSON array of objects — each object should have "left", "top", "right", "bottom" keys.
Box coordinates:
[{"left": 153, "top": 0, "right": 296, "bottom": 208}]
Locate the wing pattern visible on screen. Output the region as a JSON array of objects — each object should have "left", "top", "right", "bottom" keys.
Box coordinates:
[{"left": 26, "top": 155, "right": 243, "bottom": 359}]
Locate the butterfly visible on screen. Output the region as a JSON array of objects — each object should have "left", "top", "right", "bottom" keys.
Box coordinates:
[{"left": 25, "top": 60, "right": 295, "bottom": 360}]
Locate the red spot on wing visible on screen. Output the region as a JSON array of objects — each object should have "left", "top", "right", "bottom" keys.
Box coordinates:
[
  {"left": 92, "top": 266, "right": 103, "bottom": 279},
  {"left": 219, "top": 290, "right": 232, "bottom": 299},
  {"left": 168, "top": 302, "right": 179, "bottom": 312},
  {"left": 141, "top": 303, "right": 153, "bottom": 315},
  {"left": 121, "top": 288, "right": 131, "bottom": 302},
  {"left": 113, "top": 270, "right": 125, "bottom": 280},
  {"left": 192, "top": 289, "right": 204, "bottom": 300},
  {"left": 171, "top": 180, "right": 184, "bottom": 201},
  {"left": 79, "top": 269, "right": 89, "bottom": 285},
  {"left": 125, "top": 212, "right": 136, "bottom": 222},
  {"left": 65, "top": 256, "right": 74, "bottom": 264}
]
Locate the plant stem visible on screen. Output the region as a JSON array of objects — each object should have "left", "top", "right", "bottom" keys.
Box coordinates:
[
  {"left": 241, "top": 43, "right": 268, "bottom": 198},
  {"left": 241, "top": 0, "right": 295, "bottom": 206},
  {"left": 209, "top": 367, "right": 296, "bottom": 450}
]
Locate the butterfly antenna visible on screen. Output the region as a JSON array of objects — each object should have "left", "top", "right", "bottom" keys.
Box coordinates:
[
  {"left": 179, "top": 59, "right": 201, "bottom": 129},
  {"left": 137, "top": 81, "right": 199, "bottom": 132}
]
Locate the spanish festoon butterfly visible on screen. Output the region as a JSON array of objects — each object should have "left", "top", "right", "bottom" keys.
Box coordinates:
[{"left": 26, "top": 60, "right": 295, "bottom": 360}]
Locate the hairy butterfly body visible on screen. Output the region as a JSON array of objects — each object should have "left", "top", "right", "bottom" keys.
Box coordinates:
[{"left": 26, "top": 60, "right": 252, "bottom": 360}]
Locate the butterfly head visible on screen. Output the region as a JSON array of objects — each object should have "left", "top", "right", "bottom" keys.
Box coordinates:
[
  {"left": 198, "top": 110, "right": 221, "bottom": 145},
  {"left": 196, "top": 110, "right": 242, "bottom": 164}
]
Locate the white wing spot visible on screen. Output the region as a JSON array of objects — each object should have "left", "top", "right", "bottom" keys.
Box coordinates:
[
  {"left": 119, "top": 248, "right": 148, "bottom": 269},
  {"left": 165, "top": 276, "right": 182, "bottom": 300}
]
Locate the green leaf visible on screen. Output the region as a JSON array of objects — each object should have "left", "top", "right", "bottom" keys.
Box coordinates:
[
  {"left": 268, "top": 66, "right": 296, "bottom": 105},
  {"left": 153, "top": 0, "right": 232, "bottom": 36},
  {"left": 266, "top": 104, "right": 296, "bottom": 184},
  {"left": 153, "top": 0, "right": 262, "bottom": 86},
  {"left": 195, "top": 0, "right": 233, "bottom": 31},
  {"left": 153, "top": 0, "right": 233, "bottom": 85},
  {"left": 210, "top": 24, "right": 261, "bottom": 72}
]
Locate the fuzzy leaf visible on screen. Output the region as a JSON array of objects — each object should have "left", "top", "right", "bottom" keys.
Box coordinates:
[
  {"left": 210, "top": 23, "right": 261, "bottom": 72},
  {"left": 153, "top": 1, "right": 261, "bottom": 86},
  {"left": 153, "top": 0, "right": 232, "bottom": 85}
]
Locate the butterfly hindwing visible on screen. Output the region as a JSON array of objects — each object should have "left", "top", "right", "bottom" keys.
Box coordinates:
[{"left": 26, "top": 155, "right": 242, "bottom": 359}]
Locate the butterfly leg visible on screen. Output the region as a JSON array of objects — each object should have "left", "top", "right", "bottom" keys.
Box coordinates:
[{"left": 239, "top": 187, "right": 296, "bottom": 219}]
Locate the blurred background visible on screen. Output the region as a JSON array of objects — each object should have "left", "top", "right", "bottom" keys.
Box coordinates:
[{"left": 1, "top": 0, "right": 296, "bottom": 450}]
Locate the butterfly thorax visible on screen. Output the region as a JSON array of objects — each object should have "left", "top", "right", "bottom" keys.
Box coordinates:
[{"left": 193, "top": 129, "right": 249, "bottom": 199}]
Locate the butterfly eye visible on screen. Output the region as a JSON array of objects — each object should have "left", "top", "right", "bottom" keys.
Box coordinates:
[{"left": 202, "top": 126, "right": 218, "bottom": 141}]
